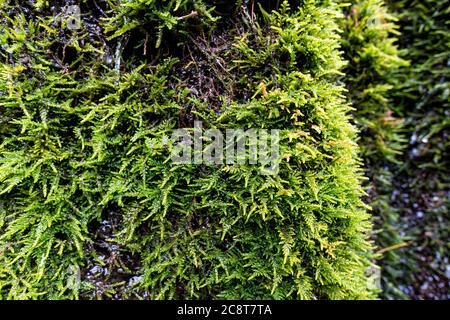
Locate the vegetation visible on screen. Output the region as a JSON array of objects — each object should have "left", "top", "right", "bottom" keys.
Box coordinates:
[
  {"left": 384, "top": 0, "right": 449, "bottom": 299},
  {"left": 0, "top": 0, "right": 447, "bottom": 300},
  {"left": 338, "top": 0, "right": 409, "bottom": 298},
  {"left": 0, "top": 0, "right": 376, "bottom": 299}
]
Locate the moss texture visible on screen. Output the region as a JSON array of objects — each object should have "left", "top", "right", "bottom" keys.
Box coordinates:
[
  {"left": 338, "top": 0, "right": 409, "bottom": 298},
  {"left": 0, "top": 1, "right": 376, "bottom": 299}
]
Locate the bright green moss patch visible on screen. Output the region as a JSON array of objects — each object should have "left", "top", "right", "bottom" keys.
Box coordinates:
[{"left": 0, "top": 0, "right": 377, "bottom": 299}]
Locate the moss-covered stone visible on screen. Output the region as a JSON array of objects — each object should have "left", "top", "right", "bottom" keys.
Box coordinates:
[{"left": 0, "top": 0, "right": 377, "bottom": 299}]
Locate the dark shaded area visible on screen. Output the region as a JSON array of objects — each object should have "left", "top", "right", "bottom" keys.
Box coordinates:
[
  {"left": 80, "top": 209, "right": 146, "bottom": 299},
  {"left": 387, "top": 128, "right": 450, "bottom": 300}
]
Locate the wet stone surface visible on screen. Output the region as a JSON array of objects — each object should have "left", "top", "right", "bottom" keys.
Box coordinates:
[{"left": 79, "top": 210, "right": 147, "bottom": 300}]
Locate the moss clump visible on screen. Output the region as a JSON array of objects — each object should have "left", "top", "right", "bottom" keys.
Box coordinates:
[
  {"left": 338, "top": 0, "right": 409, "bottom": 298},
  {"left": 0, "top": 0, "right": 376, "bottom": 299}
]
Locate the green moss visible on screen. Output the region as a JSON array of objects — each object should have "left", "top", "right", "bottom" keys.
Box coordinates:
[
  {"left": 338, "top": 0, "right": 409, "bottom": 298},
  {"left": 384, "top": 0, "right": 450, "bottom": 299},
  {"left": 0, "top": 0, "right": 376, "bottom": 299}
]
